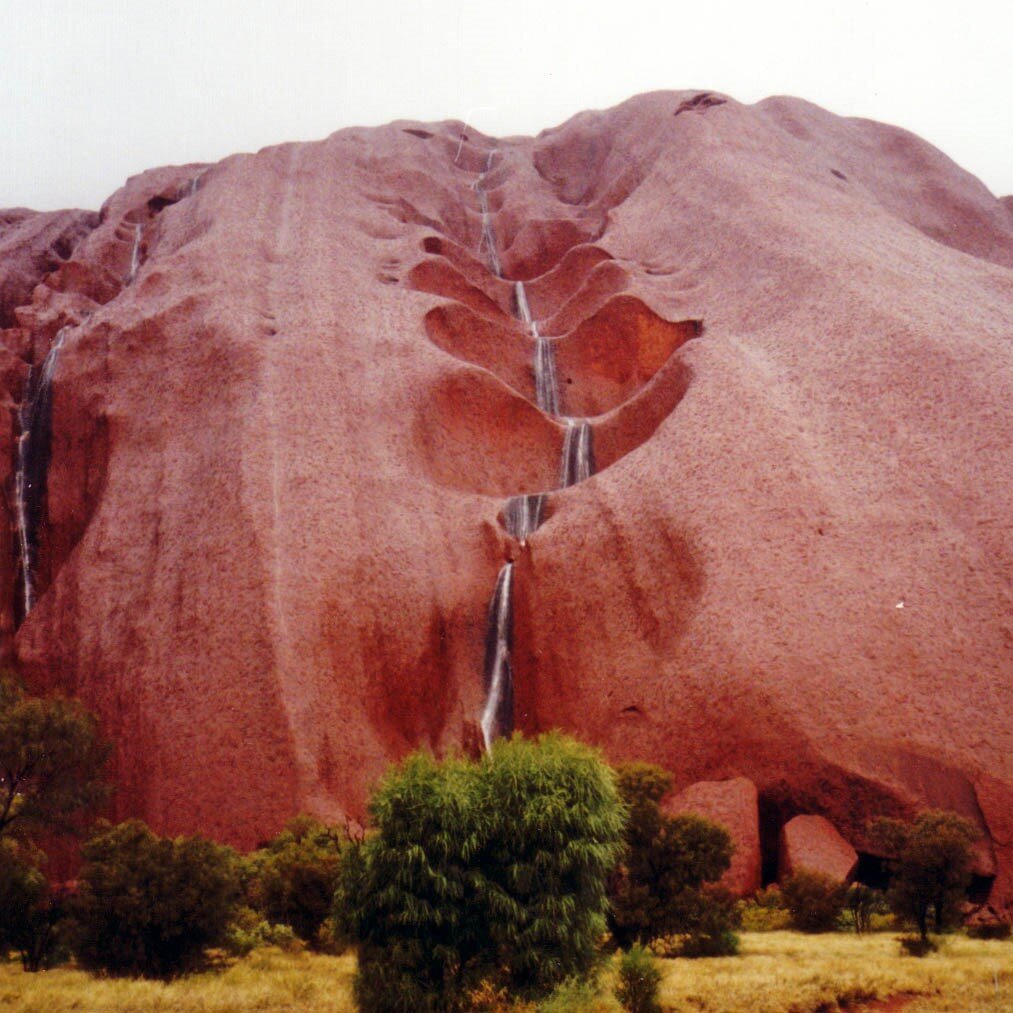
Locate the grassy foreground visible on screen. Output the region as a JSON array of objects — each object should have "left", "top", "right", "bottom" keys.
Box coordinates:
[{"left": 0, "top": 933, "right": 1009, "bottom": 1012}]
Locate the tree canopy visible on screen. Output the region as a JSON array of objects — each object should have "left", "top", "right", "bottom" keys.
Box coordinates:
[
  {"left": 0, "top": 672, "right": 109, "bottom": 841},
  {"left": 871, "top": 809, "right": 977, "bottom": 942},
  {"left": 609, "top": 762, "right": 737, "bottom": 954},
  {"left": 337, "top": 733, "right": 626, "bottom": 1011}
]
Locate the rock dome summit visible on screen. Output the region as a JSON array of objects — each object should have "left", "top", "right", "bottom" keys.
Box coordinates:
[{"left": 1, "top": 90, "right": 1010, "bottom": 909}]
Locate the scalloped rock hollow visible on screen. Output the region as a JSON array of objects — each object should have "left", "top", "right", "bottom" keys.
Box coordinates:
[{"left": 1, "top": 90, "right": 1011, "bottom": 907}]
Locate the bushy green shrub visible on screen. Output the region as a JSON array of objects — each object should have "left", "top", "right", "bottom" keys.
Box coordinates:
[
  {"left": 781, "top": 869, "right": 849, "bottom": 933},
  {"left": 614, "top": 945, "right": 662, "bottom": 1013},
  {"left": 337, "top": 733, "right": 625, "bottom": 1012},
  {"left": 244, "top": 815, "right": 346, "bottom": 948},
  {"left": 608, "top": 763, "right": 735, "bottom": 955},
  {"left": 71, "top": 819, "right": 241, "bottom": 977}
]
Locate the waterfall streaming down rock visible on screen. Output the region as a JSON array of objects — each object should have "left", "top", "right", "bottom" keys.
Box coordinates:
[
  {"left": 515, "top": 280, "right": 533, "bottom": 327},
  {"left": 128, "top": 223, "right": 142, "bottom": 283},
  {"left": 480, "top": 562, "right": 514, "bottom": 750},
  {"left": 560, "top": 418, "right": 595, "bottom": 487},
  {"left": 534, "top": 335, "right": 560, "bottom": 415},
  {"left": 515, "top": 281, "right": 561, "bottom": 414},
  {"left": 14, "top": 326, "right": 69, "bottom": 623},
  {"left": 504, "top": 493, "right": 546, "bottom": 543},
  {"left": 476, "top": 151, "right": 501, "bottom": 278}
]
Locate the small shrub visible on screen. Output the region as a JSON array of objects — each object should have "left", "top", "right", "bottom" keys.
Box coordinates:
[
  {"left": 781, "top": 868, "right": 849, "bottom": 932},
  {"left": 739, "top": 886, "right": 791, "bottom": 931},
  {"left": 845, "top": 883, "right": 887, "bottom": 934},
  {"left": 466, "top": 978, "right": 535, "bottom": 1011},
  {"left": 71, "top": 819, "right": 241, "bottom": 978},
  {"left": 539, "top": 977, "right": 619, "bottom": 1012},
  {"left": 614, "top": 945, "right": 662, "bottom": 1013},
  {"left": 224, "top": 906, "right": 301, "bottom": 956}
]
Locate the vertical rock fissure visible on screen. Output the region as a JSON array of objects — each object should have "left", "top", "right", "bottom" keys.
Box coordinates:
[{"left": 13, "top": 326, "right": 69, "bottom": 625}]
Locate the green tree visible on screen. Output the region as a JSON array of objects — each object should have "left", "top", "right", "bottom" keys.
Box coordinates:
[
  {"left": 337, "top": 733, "right": 626, "bottom": 1012},
  {"left": 0, "top": 839, "right": 67, "bottom": 971},
  {"left": 245, "top": 815, "right": 347, "bottom": 947},
  {"left": 781, "top": 868, "right": 849, "bottom": 932},
  {"left": 0, "top": 672, "right": 109, "bottom": 841},
  {"left": 71, "top": 819, "right": 241, "bottom": 977},
  {"left": 608, "top": 762, "right": 737, "bottom": 954},
  {"left": 871, "top": 810, "right": 977, "bottom": 944}
]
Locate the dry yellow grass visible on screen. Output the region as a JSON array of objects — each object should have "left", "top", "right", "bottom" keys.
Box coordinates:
[
  {"left": 0, "top": 948, "right": 355, "bottom": 1012},
  {"left": 0, "top": 933, "right": 1009, "bottom": 1012},
  {"left": 655, "top": 932, "right": 1011, "bottom": 1012}
]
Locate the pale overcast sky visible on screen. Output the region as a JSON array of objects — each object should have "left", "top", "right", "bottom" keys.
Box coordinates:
[{"left": 3, "top": 0, "right": 1011, "bottom": 210}]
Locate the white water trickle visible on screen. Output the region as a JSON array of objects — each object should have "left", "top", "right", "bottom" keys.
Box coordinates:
[
  {"left": 504, "top": 494, "right": 546, "bottom": 544},
  {"left": 129, "top": 223, "right": 142, "bottom": 283},
  {"left": 515, "top": 281, "right": 532, "bottom": 327},
  {"left": 535, "top": 336, "right": 560, "bottom": 415},
  {"left": 14, "top": 391, "right": 35, "bottom": 618},
  {"left": 475, "top": 150, "right": 502, "bottom": 278},
  {"left": 14, "top": 326, "right": 70, "bottom": 621},
  {"left": 480, "top": 562, "right": 514, "bottom": 751},
  {"left": 515, "top": 280, "right": 561, "bottom": 415},
  {"left": 560, "top": 418, "right": 594, "bottom": 487}
]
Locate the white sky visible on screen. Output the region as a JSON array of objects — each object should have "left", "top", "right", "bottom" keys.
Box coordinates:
[{"left": 2, "top": 0, "right": 1011, "bottom": 211}]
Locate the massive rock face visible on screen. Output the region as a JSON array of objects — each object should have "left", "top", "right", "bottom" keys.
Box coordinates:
[{"left": 1, "top": 91, "right": 1010, "bottom": 905}]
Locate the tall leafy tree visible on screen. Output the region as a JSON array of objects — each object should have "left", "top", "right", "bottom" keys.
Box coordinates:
[
  {"left": 0, "top": 672, "right": 110, "bottom": 841},
  {"left": 871, "top": 810, "right": 977, "bottom": 943},
  {"left": 0, "top": 839, "right": 67, "bottom": 971},
  {"left": 337, "top": 733, "right": 625, "bottom": 1012},
  {"left": 609, "top": 762, "right": 737, "bottom": 954}
]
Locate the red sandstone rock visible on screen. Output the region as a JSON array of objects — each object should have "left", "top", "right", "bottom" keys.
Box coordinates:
[
  {"left": 663, "top": 777, "right": 761, "bottom": 896},
  {"left": 0, "top": 208, "right": 96, "bottom": 328},
  {"left": 778, "top": 814, "right": 859, "bottom": 883},
  {"left": 1, "top": 95, "right": 1011, "bottom": 913}
]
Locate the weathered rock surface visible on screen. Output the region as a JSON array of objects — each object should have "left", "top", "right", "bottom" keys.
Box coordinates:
[
  {"left": 778, "top": 814, "right": 859, "bottom": 882},
  {"left": 2, "top": 91, "right": 1011, "bottom": 907},
  {"left": 663, "top": 777, "right": 762, "bottom": 895}
]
